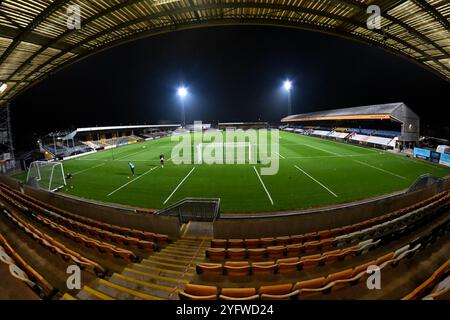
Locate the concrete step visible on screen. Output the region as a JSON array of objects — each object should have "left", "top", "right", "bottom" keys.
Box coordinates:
[
  {"left": 108, "top": 273, "right": 175, "bottom": 300},
  {"left": 150, "top": 254, "right": 205, "bottom": 265},
  {"left": 93, "top": 278, "right": 163, "bottom": 300},
  {"left": 142, "top": 258, "right": 196, "bottom": 271},
  {"left": 157, "top": 250, "right": 205, "bottom": 260},
  {"left": 131, "top": 263, "right": 194, "bottom": 279},
  {"left": 77, "top": 285, "right": 114, "bottom": 300},
  {"left": 122, "top": 267, "right": 191, "bottom": 288}
]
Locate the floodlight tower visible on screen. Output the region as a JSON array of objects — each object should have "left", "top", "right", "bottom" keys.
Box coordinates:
[
  {"left": 178, "top": 86, "right": 188, "bottom": 127},
  {"left": 283, "top": 80, "right": 293, "bottom": 116}
]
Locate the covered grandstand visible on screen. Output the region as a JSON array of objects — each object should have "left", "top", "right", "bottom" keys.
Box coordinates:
[
  {"left": 39, "top": 124, "right": 180, "bottom": 159},
  {"left": 282, "top": 103, "right": 420, "bottom": 149}
]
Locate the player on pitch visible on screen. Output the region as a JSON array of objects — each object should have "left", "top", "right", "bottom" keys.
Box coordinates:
[{"left": 160, "top": 154, "right": 165, "bottom": 168}]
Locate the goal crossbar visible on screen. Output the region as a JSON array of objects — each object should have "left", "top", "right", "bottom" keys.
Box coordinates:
[{"left": 197, "top": 142, "right": 255, "bottom": 164}]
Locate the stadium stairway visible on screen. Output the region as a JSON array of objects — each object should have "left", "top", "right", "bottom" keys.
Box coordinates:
[{"left": 75, "top": 235, "right": 212, "bottom": 300}]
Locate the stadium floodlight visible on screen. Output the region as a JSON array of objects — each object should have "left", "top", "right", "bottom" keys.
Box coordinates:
[
  {"left": 177, "top": 86, "right": 188, "bottom": 127},
  {"left": 0, "top": 82, "right": 7, "bottom": 94},
  {"left": 283, "top": 80, "right": 292, "bottom": 92},
  {"left": 283, "top": 80, "right": 293, "bottom": 116},
  {"left": 178, "top": 86, "right": 188, "bottom": 98}
]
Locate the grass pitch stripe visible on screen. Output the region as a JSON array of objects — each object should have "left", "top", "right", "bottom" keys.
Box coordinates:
[
  {"left": 107, "top": 166, "right": 158, "bottom": 197},
  {"left": 294, "top": 165, "right": 338, "bottom": 198},
  {"left": 353, "top": 159, "right": 407, "bottom": 180},
  {"left": 163, "top": 167, "right": 196, "bottom": 204},
  {"left": 298, "top": 142, "right": 341, "bottom": 156},
  {"left": 72, "top": 163, "right": 105, "bottom": 176},
  {"left": 114, "top": 148, "right": 148, "bottom": 160},
  {"left": 253, "top": 166, "right": 274, "bottom": 205}
]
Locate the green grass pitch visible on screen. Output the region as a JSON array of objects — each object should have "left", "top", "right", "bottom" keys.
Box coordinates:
[{"left": 26, "top": 131, "right": 450, "bottom": 213}]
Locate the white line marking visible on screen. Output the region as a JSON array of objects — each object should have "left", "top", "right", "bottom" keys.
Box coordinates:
[
  {"left": 294, "top": 165, "right": 338, "bottom": 198},
  {"left": 253, "top": 166, "right": 274, "bottom": 205},
  {"left": 107, "top": 166, "right": 158, "bottom": 197},
  {"left": 72, "top": 163, "right": 105, "bottom": 176},
  {"left": 297, "top": 142, "right": 342, "bottom": 156},
  {"left": 353, "top": 159, "right": 407, "bottom": 180},
  {"left": 163, "top": 167, "right": 196, "bottom": 204},
  {"left": 115, "top": 148, "right": 148, "bottom": 160},
  {"left": 275, "top": 152, "right": 286, "bottom": 159}
]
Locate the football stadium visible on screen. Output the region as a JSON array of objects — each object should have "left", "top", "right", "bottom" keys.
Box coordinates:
[{"left": 0, "top": 0, "right": 450, "bottom": 310}]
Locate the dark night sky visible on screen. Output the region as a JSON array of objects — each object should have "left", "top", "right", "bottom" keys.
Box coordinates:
[{"left": 10, "top": 26, "right": 450, "bottom": 151}]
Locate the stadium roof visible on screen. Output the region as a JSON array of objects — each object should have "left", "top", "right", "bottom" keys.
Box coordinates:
[
  {"left": 281, "top": 102, "right": 418, "bottom": 123},
  {"left": 0, "top": 0, "right": 449, "bottom": 108}
]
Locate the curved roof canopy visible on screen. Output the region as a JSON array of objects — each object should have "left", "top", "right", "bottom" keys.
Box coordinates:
[
  {"left": 0, "top": 0, "right": 449, "bottom": 107},
  {"left": 281, "top": 102, "right": 418, "bottom": 122},
  {"left": 281, "top": 102, "right": 420, "bottom": 141}
]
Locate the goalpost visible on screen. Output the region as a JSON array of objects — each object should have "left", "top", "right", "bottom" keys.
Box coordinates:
[
  {"left": 197, "top": 142, "right": 256, "bottom": 164},
  {"left": 26, "top": 161, "right": 67, "bottom": 192}
]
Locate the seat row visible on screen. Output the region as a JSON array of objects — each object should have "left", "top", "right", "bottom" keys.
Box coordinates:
[
  {"left": 210, "top": 191, "right": 449, "bottom": 249},
  {"left": 201, "top": 204, "right": 450, "bottom": 277},
  {"left": 0, "top": 190, "right": 156, "bottom": 255},
  {"left": 1, "top": 205, "right": 106, "bottom": 276},
  {"left": 205, "top": 194, "right": 448, "bottom": 262},
  {"left": 334, "top": 193, "right": 449, "bottom": 246},
  {"left": 403, "top": 259, "right": 450, "bottom": 300},
  {"left": 0, "top": 234, "right": 55, "bottom": 298},
  {"left": 206, "top": 237, "right": 353, "bottom": 261},
  {"left": 32, "top": 210, "right": 139, "bottom": 262},
  {"left": 183, "top": 214, "right": 450, "bottom": 300},
  {"left": 0, "top": 184, "right": 169, "bottom": 245},
  {"left": 198, "top": 239, "right": 380, "bottom": 276},
  {"left": 181, "top": 246, "right": 418, "bottom": 300}
]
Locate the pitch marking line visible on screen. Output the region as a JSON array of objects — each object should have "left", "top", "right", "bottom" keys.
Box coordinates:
[
  {"left": 275, "top": 152, "right": 285, "bottom": 159},
  {"left": 115, "top": 147, "right": 149, "bottom": 160},
  {"left": 107, "top": 166, "right": 159, "bottom": 197},
  {"left": 297, "top": 142, "right": 342, "bottom": 157},
  {"left": 353, "top": 159, "right": 407, "bottom": 180},
  {"left": 294, "top": 165, "right": 338, "bottom": 198},
  {"left": 253, "top": 166, "right": 274, "bottom": 205},
  {"left": 72, "top": 163, "right": 106, "bottom": 176},
  {"left": 163, "top": 167, "right": 196, "bottom": 205}
]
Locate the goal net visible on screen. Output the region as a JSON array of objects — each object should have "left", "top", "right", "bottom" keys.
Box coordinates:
[
  {"left": 197, "top": 142, "right": 257, "bottom": 164},
  {"left": 26, "top": 161, "right": 67, "bottom": 192}
]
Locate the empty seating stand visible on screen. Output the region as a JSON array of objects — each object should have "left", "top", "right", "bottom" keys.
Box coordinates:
[
  {"left": 209, "top": 191, "right": 450, "bottom": 253},
  {"left": 0, "top": 191, "right": 139, "bottom": 262},
  {"left": 0, "top": 233, "right": 55, "bottom": 298},
  {"left": 403, "top": 260, "right": 450, "bottom": 300},
  {"left": 181, "top": 231, "right": 434, "bottom": 300},
  {"left": 0, "top": 184, "right": 169, "bottom": 246},
  {"left": 0, "top": 205, "right": 106, "bottom": 277},
  {"left": 198, "top": 239, "right": 379, "bottom": 277}
]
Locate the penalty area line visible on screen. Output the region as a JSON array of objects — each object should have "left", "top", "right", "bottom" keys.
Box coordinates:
[
  {"left": 72, "top": 163, "right": 106, "bottom": 176},
  {"left": 353, "top": 159, "right": 407, "bottom": 180},
  {"left": 253, "top": 166, "right": 274, "bottom": 205},
  {"left": 275, "top": 152, "right": 285, "bottom": 159},
  {"left": 107, "top": 166, "right": 158, "bottom": 197},
  {"left": 294, "top": 165, "right": 338, "bottom": 198},
  {"left": 163, "top": 167, "right": 196, "bottom": 205}
]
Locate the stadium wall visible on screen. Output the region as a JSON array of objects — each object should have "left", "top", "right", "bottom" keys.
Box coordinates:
[
  {"left": 0, "top": 175, "right": 181, "bottom": 239},
  {"left": 214, "top": 177, "right": 450, "bottom": 239}
]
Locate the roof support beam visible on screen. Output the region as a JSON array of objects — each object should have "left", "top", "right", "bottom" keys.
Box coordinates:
[
  {"left": 412, "top": 0, "right": 450, "bottom": 30},
  {"left": 5, "top": 0, "right": 146, "bottom": 82},
  {"left": 16, "top": 1, "right": 448, "bottom": 87},
  {"left": 0, "top": 0, "right": 70, "bottom": 65}
]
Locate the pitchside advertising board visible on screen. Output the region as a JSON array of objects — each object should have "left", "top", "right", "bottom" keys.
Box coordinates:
[
  {"left": 413, "top": 147, "right": 450, "bottom": 167},
  {"left": 440, "top": 153, "right": 450, "bottom": 167},
  {"left": 413, "top": 147, "right": 431, "bottom": 160}
]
